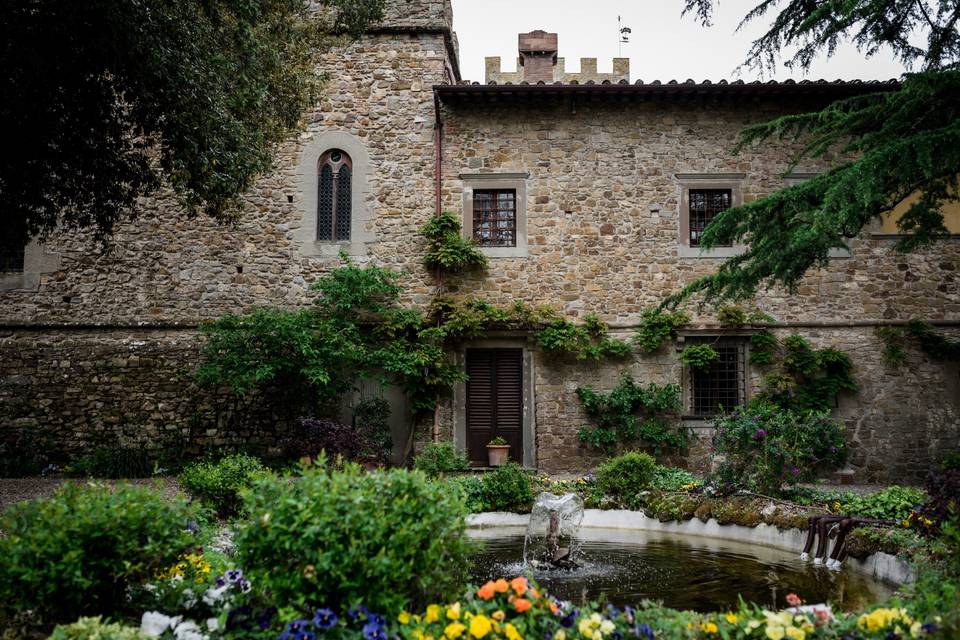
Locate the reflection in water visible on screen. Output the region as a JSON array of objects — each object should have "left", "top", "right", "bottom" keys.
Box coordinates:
[{"left": 470, "top": 533, "right": 894, "bottom": 613}]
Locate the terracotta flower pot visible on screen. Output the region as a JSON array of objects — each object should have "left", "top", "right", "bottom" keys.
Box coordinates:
[{"left": 486, "top": 444, "right": 511, "bottom": 467}]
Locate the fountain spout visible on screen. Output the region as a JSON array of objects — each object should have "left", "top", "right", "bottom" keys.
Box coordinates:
[{"left": 524, "top": 492, "right": 584, "bottom": 570}]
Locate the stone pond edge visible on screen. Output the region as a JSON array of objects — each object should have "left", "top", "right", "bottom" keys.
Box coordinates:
[{"left": 466, "top": 509, "right": 914, "bottom": 586}]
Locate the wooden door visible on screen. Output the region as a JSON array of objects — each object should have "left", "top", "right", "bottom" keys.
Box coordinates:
[{"left": 465, "top": 348, "right": 524, "bottom": 465}]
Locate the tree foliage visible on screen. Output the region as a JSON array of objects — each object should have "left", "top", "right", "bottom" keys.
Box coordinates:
[
  {"left": 0, "top": 0, "right": 385, "bottom": 247},
  {"left": 671, "top": 1, "right": 960, "bottom": 306}
]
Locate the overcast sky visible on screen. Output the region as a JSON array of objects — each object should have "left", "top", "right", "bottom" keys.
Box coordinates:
[{"left": 451, "top": 0, "right": 909, "bottom": 83}]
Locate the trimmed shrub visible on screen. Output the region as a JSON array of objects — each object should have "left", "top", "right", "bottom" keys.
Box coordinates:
[
  {"left": 235, "top": 463, "right": 472, "bottom": 613},
  {"left": 446, "top": 474, "right": 486, "bottom": 513},
  {"left": 712, "top": 402, "right": 846, "bottom": 495},
  {"left": 0, "top": 483, "right": 197, "bottom": 629},
  {"left": 479, "top": 462, "right": 534, "bottom": 512},
  {"left": 49, "top": 617, "right": 146, "bottom": 640},
  {"left": 414, "top": 442, "right": 470, "bottom": 477},
  {"left": 596, "top": 451, "right": 656, "bottom": 506},
  {"left": 178, "top": 453, "right": 267, "bottom": 516}
]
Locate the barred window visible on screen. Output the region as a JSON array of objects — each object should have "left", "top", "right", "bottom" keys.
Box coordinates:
[
  {"left": 0, "top": 243, "right": 24, "bottom": 273},
  {"left": 688, "top": 339, "right": 746, "bottom": 418},
  {"left": 472, "top": 189, "right": 517, "bottom": 247},
  {"left": 317, "top": 150, "right": 352, "bottom": 241},
  {"left": 689, "top": 189, "right": 732, "bottom": 247}
]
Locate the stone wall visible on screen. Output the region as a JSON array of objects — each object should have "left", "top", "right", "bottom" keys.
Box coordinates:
[
  {"left": 1, "top": 2, "right": 957, "bottom": 480},
  {"left": 520, "top": 326, "right": 960, "bottom": 482},
  {"left": 0, "top": 2, "right": 454, "bottom": 461}
]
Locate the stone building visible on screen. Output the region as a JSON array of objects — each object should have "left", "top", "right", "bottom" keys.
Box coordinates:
[{"left": 1, "top": 0, "right": 958, "bottom": 481}]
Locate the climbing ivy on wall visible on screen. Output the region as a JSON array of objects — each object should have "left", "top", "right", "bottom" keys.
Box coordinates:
[
  {"left": 678, "top": 344, "right": 719, "bottom": 370},
  {"left": 421, "top": 212, "right": 487, "bottom": 273},
  {"left": 876, "top": 320, "right": 960, "bottom": 365},
  {"left": 752, "top": 333, "right": 858, "bottom": 412},
  {"left": 199, "top": 256, "right": 637, "bottom": 418},
  {"left": 575, "top": 373, "right": 686, "bottom": 455},
  {"left": 633, "top": 308, "right": 690, "bottom": 353}
]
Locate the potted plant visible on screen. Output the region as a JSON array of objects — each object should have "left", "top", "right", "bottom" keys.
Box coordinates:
[{"left": 486, "top": 436, "right": 511, "bottom": 467}]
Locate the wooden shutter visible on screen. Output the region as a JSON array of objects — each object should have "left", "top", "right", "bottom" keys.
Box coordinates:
[{"left": 466, "top": 349, "right": 524, "bottom": 464}]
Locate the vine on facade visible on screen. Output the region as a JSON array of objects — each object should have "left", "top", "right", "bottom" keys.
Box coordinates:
[
  {"left": 633, "top": 308, "right": 690, "bottom": 353},
  {"left": 575, "top": 373, "right": 686, "bottom": 455}
]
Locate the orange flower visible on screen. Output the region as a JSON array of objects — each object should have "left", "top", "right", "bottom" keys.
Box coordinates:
[
  {"left": 493, "top": 579, "right": 510, "bottom": 593},
  {"left": 529, "top": 589, "right": 541, "bottom": 600},
  {"left": 510, "top": 577, "right": 528, "bottom": 596},
  {"left": 477, "top": 582, "right": 496, "bottom": 601},
  {"left": 513, "top": 598, "right": 532, "bottom": 613},
  {"left": 548, "top": 601, "right": 559, "bottom": 615}
]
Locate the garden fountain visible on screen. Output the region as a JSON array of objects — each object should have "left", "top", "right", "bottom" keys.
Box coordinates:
[{"left": 523, "top": 492, "right": 585, "bottom": 569}]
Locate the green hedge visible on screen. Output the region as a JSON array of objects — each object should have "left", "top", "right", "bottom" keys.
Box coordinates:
[
  {"left": 0, "top": 483, "right": 197, "bottom": 629},
  {"left": 235, "top": 463, "right": 473, "bottom": 613}
]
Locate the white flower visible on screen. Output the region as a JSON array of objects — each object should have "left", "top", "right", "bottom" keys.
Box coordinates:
[
  {"left": 202, "top": 585, "right": 230, "bottom": 606},
  {"left": 206, "top": 618, "right": 220, "bottom": 632},
  {"left": 181, "top": 587, "right": 198, "bottom": 609},
  {"left": 141, "top": 611, "right": 181, "bottom": 637},
  {"left": 173, "top": 620, "right": 207, "bottom": 640},
  {"left": 600, "top": 621, "right": 615, "bottom": 634}
]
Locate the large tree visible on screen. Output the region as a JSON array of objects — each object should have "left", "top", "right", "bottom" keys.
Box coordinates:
[
  {"left": 0, "top": 0, "right": 384, "bottom": 248},
  {"left": 670, "top": 0, "right": 960, "bottom": 305}
]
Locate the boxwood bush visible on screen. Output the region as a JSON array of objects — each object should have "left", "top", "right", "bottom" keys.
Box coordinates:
[
  {"left": 178, "top": 452, "right": 266, "bottom": 517},
  {"left": 479, "top": 462, "right": 534, "bottom": 512},
  {"left": 413, "top": 442, "right": 470, "bottom": 477},
  {"left": 0, "top": 483, "right": 198, "bottom": 630},
  {"left": 235, "top": 463, "right": 472, "bottom": 613},
  {"left": 596, "top": 451, "right": 656, "bottom": 506}
]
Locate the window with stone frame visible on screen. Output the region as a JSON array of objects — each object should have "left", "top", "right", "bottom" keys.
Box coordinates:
[
  {"left": 688, "top": 188, "right": 733, "bottom": 247},
  {"left": 685, "top": 338, "right": 747, "bottom": 418},
  {"left": 317, "top": 149, "right": 352, "bottom": 241},
  {"left": 472, "top": 189, "right": 517, "bottom": 247},
  {"left": 0, "top": 242, "right": 25, "bottom": 273}
]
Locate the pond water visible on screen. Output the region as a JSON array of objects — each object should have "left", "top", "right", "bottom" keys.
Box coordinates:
[{"left": 468, "top": 527, "right": 895, "bottom": 613}]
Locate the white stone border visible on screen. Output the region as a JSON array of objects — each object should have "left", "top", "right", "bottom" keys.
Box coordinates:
[{"left": 466, "top": 509, "right": 914, "bottom": 586}]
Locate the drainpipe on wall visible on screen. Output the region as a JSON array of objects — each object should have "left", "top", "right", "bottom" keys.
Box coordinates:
[{"left": 431, "top": 89, "right": 444, "bottom": 444}]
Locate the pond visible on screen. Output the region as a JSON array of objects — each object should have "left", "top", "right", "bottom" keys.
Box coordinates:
[{"left": 468, "top": 527, "right": 895, "bottom": 613}]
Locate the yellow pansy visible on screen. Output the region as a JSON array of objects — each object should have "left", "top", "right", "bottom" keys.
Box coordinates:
[
  {"left": 578, "top": 619, "right": 593, "bottom": 637},
  {"left": 555, "top": 631, "right": 567, "bottom": 640},
  {"left": 600, "top": 621, "right": 615, "bottom": 635},
  {"left": 765, "top": 626, "right": 785, "bottom": 640},
  {"left": 724, "top": 613, "right": 738, "bottom": 625},
  {"left": 785, "top": 626, "right": 805, "bottom": 640},
  {"left": 448, "top": 602, "right": 462, "bottom": 620},
  {"left": 703, "top": 622, "right": 718, "bottom": 634},
  {"left": 399, "top": 612, "right": 411, "bottom": 625},
  {"left": 426, "top": 605, "right": 441, "bottom": 624},
  {"left": 445, "top": 623, "right": 466, "bottom": 639},
  {"left": 469, "top": 615, "right": 492, "bottom": 639},
  {"left": 505, "top": 623, "right": 523, "bottom": 640}
]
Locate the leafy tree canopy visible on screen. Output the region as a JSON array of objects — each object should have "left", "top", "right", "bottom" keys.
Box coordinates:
[
  {"left": 670, "top": 0, "right": 960, "bottom": 306},
  {"left": 0, "top": 0, "right": 385, "bottom": 248}
]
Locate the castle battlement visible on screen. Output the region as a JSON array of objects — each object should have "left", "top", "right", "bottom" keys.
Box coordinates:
[{"left": 484, "top": 31, "right": 629, "bottom": 84}]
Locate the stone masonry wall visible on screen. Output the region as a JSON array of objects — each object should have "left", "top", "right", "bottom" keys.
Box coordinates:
[
  {"left": 1, "top": 1, "right": 957, "bottom": 480},
  {"left": 0, "top": 2, "right": 455, "bottom": 460},
  {"left": 524, "top": 326, "right": 960, "bottom": 482},
  {"left": 435, "top": 95, "right": 959, "bottom": 481}
]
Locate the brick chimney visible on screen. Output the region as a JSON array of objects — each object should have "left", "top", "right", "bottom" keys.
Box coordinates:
[{"left": 518, "top": 30, "right": 558, "bottom": 83}]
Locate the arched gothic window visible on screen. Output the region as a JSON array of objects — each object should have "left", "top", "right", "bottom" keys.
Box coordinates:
[{"left": 317, "top": 149, "right": 352, "bottom": 241}]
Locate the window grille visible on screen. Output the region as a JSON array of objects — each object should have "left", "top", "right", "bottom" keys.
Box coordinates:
[
  {"left": 0, "top": 244, "right": 24, "bottom": 273},
  {"left": 317, "top": 150, "right": 352, "bottom": 241},
  {"left": 689, "top": 341, "right": 744, "bottom": 417},
  {"left": 689, "top": 189, "right": 732, "bottom": 247},
  {"left": 473, "top": 189, "right": 517, "bottom": 247}
]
